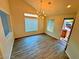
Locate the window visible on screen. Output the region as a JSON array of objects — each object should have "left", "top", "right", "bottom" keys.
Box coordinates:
[
  {"left": 25, "top": 17, "right": 38, "bottom": 32},
  {"left": 47, "top": 19, "right": 54, "bottom": 33},
  {"left": 0, "top": 10, "right": 11, "bottom": 36}
]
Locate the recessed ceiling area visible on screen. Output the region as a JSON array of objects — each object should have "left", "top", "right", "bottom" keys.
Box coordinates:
[{"left": 24, "top": 0, "right": 79, "bottom": 16}]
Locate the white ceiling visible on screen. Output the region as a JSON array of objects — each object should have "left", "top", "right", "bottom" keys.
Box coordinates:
[{"left": 24, "top": 0, "right": 79, "bottom": 16}]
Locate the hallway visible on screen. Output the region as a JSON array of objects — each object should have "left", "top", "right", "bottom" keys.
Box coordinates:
[{"left": 11, "top": 34, "right": 68, "bottom": 59}]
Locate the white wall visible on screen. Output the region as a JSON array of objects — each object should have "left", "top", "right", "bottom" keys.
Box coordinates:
[
  {"left": 45, "top": 14, "right": 75, "bottom": 39},
  {"left": 66, "top": 11, "right": 79, "bottom": 59},
  {"left": 0, "top": 0, "right": 14, "bottom": 59},
  {"left": 9, "top": 0, "right": 46, "bottom": 38}
]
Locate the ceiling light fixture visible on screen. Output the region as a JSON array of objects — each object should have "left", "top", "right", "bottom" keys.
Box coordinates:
[
  {"left": 67, "top": 5, "right": 71, "bottom": 8},
  {"left": 36, "top": 0, "right": 51, "bottom": 16},
  {"left": 37, "top": 0, "right": 46, "bottom": 16}
]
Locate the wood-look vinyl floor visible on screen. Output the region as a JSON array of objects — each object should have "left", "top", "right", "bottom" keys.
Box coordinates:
[{"left": 11, "top": 34, "right": 69, "bottom": 59}]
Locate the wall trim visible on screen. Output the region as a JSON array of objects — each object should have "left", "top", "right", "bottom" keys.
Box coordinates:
[{"left": 65, "top": 51, "right": 71, "bottom": 59}]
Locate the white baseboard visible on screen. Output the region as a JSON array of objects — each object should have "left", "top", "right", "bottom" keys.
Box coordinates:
[{"left": 65, "top": 51, "right": 71, "bottom": 59}]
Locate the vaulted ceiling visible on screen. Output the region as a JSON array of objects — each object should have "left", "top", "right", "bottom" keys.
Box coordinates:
[{"left": 24, "top": 0, "right": 79, "bottom": 16}]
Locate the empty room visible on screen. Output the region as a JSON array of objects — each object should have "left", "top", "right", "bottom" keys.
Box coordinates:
[{"left": 0, "top": 0, "right": 79, "bottom": 59}]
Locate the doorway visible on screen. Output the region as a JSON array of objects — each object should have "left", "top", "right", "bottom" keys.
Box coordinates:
[{"left": 60, "top": 18, "right": 74, "bottom": 41}]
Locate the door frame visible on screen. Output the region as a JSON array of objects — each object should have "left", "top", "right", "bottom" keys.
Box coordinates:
[{"left": 61, "top": 18, "right": 75, "bottom": 51}]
